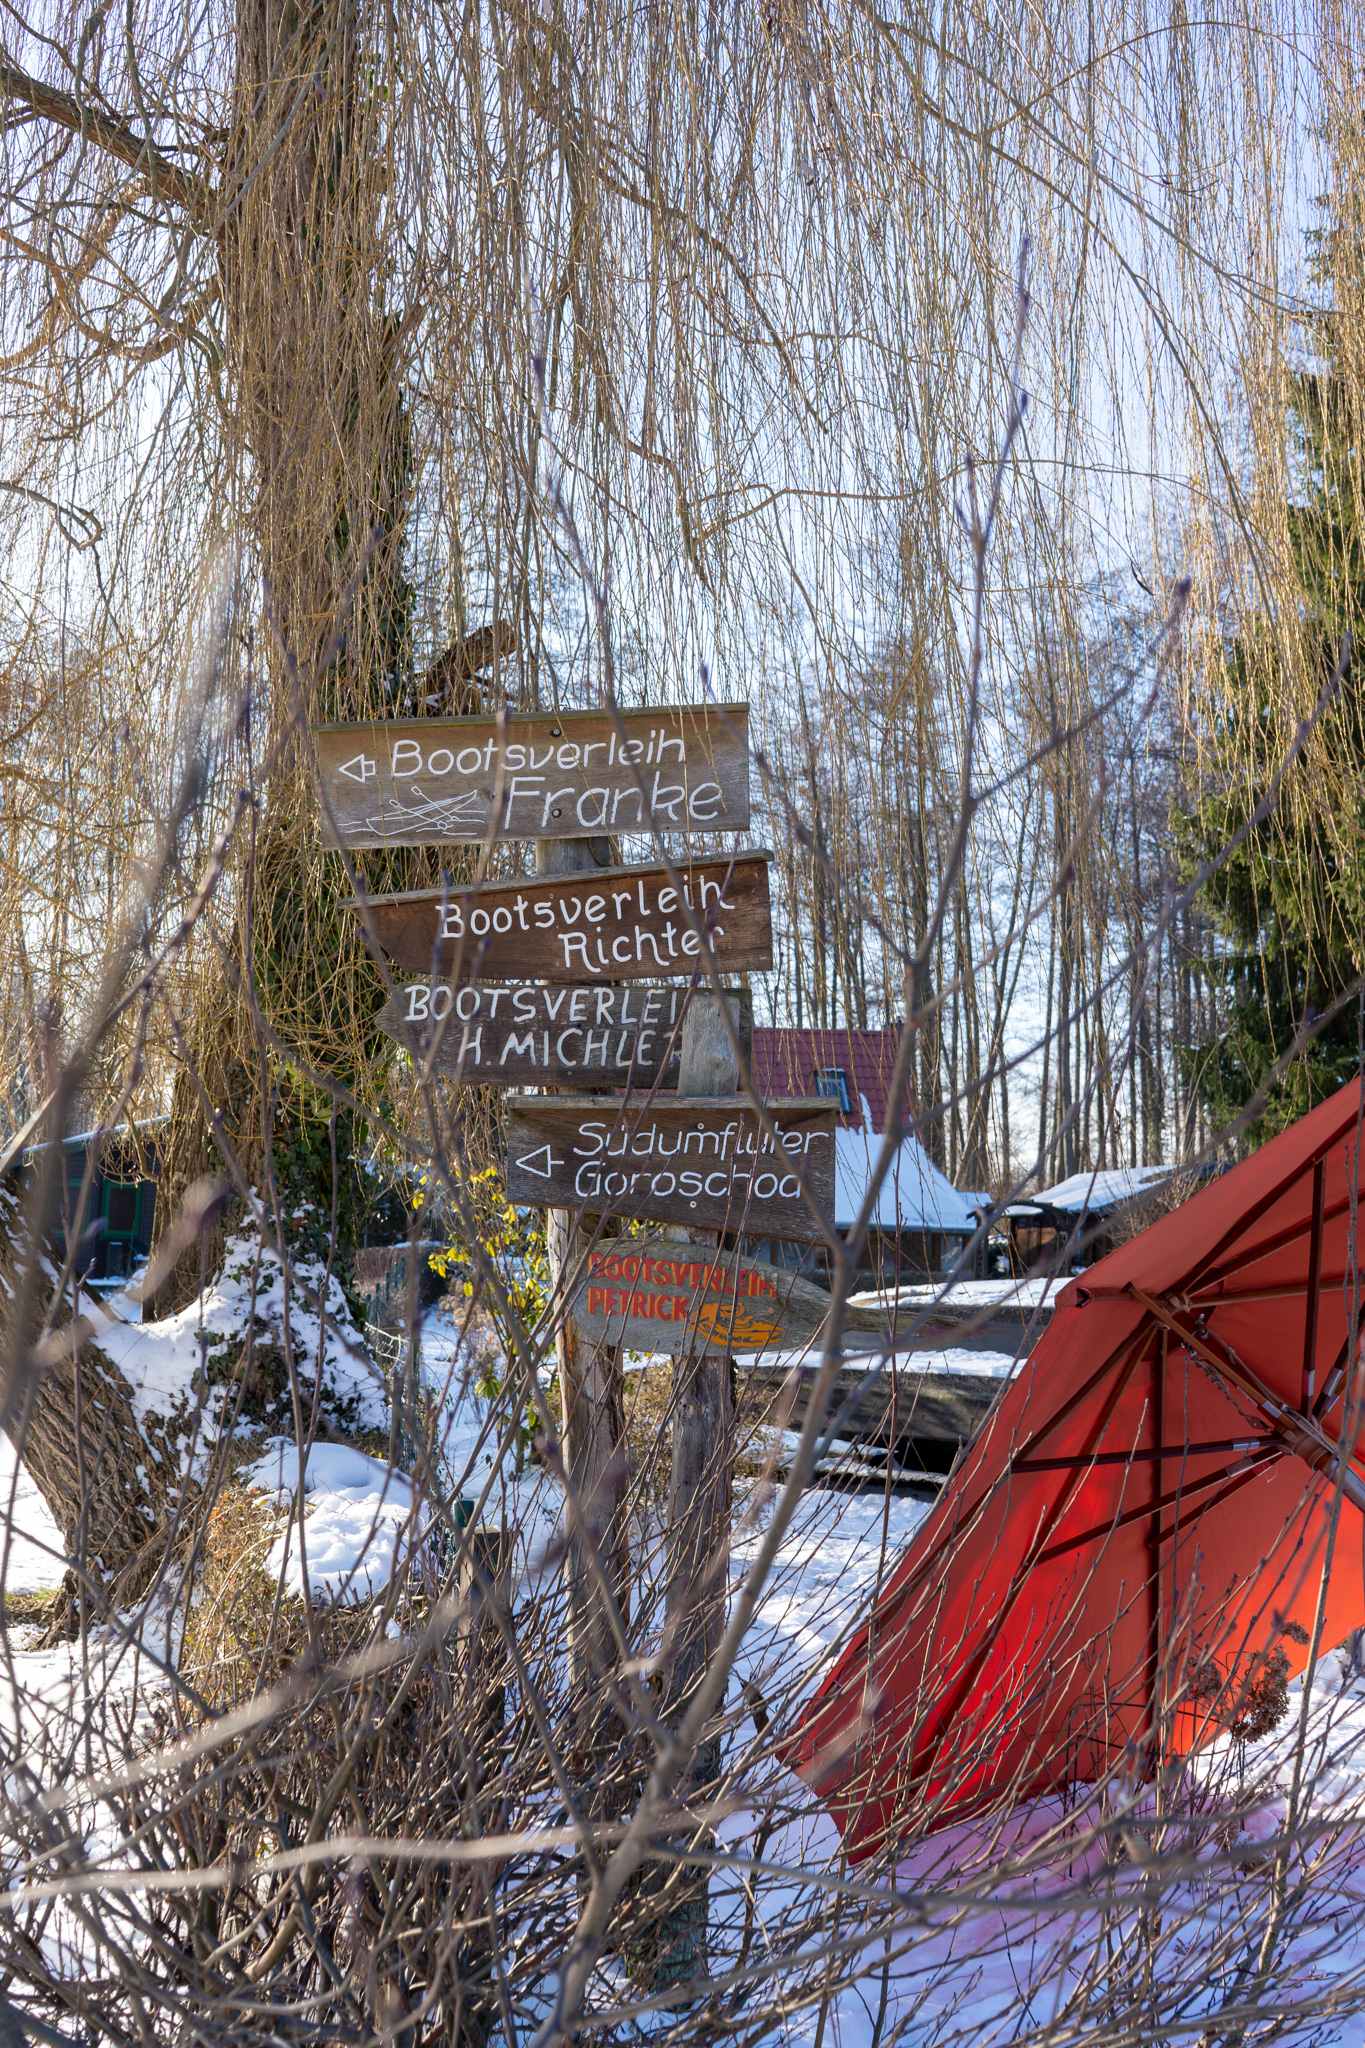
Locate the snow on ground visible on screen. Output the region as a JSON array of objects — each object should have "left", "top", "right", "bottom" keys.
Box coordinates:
[
  {"left": 243, "top": 1440, "right": 426, "bottom": 1600},
  {"left": 731, "top": 1485, "right": 932, "bottom": 1707},
  {"left": 0, "top": 1432, "right": 66, "bottom": 1593},
  {"left": 10, "top": 1280, "right": 1365, "bottom": 2042}
]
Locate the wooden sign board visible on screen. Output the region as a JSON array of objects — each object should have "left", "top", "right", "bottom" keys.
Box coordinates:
[
  {"left": 348, "top": 854, "right": 772, "bottom": 982},
  {"left": 376, "top": 983, "right": 752, "bottom": 1089},
  {"left": 569, "top": 1240, "right": 885, "bottom": 1356},
  {"left": 505, "top": 1095, "right": 836, "bottom": 1241},
  {"left": 314, "top": 703, "right": 749, "bottom": 848}
]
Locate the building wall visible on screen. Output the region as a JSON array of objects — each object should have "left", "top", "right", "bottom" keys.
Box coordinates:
[{"left": 21, "top": 1134, "right": 159, "bottom": 1282}]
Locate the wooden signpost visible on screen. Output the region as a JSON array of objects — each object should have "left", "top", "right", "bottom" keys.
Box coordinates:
[
  {"left": 504, "top": 1095, "right": 836, "bottom": 1241},
  {"left": 345, "top": 853, "right": 773, "bottom": 980},
  {"left": 314, "top": 703, "right": 749, "bottom": 848},
  {"left": 569, "top": 1240, "right": 883, "bottom": 1356},
  {"left": 376, "top": 982, "right": 752, "bottom": 1089}
]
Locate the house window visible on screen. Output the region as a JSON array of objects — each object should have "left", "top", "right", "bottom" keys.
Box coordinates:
[
  {"left": 813, "top": 1067, "right": 852, "bottom": 1113},
  {"left": 101, "top": 1181, "right": 142, "bottom": 1241}
]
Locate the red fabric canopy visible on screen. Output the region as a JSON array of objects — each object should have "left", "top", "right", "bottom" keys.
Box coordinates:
[{"left": 782, "top": 1081, "right": 1365, "bottom": 1856}]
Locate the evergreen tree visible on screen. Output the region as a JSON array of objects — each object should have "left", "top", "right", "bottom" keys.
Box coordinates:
[{"left": 1183, "top": 197, "right": 1365, "bottom": 1143}]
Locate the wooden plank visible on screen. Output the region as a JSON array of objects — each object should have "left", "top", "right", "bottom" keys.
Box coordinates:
[
  {"left": 347, "top": 853, "right": 773, "bottom": 981},
  {"left": 505, "top": 1095, "right": 836, "bottom": 1242},
  {"left": 376, "top": 983, "right": 752, "bottom": 1089},
  {"left": 314, "top": 702, "right": 749, "bottom": 848},
  {"left": 569, "top": 1241, "right": 885, "bottom": 1356}
]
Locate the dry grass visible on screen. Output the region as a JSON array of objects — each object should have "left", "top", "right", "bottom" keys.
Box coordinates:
[{"left": 178, "top": 1484, "right": 289, "bottom": 1710}]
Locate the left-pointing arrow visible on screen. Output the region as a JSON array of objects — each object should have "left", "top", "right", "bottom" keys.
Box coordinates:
[{"left": 515, "top": 1145, "right": 562, "bottom": 1178}]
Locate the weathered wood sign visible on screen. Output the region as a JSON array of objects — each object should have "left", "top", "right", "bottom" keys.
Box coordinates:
[
  {"left": 347, "top": 854, "right": 773, "bottom": 981},
  {"left": 505, "top": 1095, "right": 836, "bottom": 1240},
  {"left": 377, "top": 983, "right": 753, "bottom": 1088},
  {"left": 569, "top": 1240, "right": 884, "bottom": 1356},
  {"left": 314, "top": 703, "right": 749, "bottom": 848}
]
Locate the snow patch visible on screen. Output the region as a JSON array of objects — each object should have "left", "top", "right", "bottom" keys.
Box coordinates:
[
  {"left": 85, "top": 1228, "right": 385, "bottom": 1480},
  {"left": 243, "top": 1440, "right": 424, "bottom": 1600},
  {"left": 0, "top": 1433, "right": 67, "bottom": 1593}
]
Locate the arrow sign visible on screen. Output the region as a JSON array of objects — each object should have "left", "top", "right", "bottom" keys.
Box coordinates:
[
  {"left": 376, "top": 983, "right": 753, "bottom": 1089},
  {"left": 514, "top": 1144, "right": 562, "bottom": 1179},
  {"left": 505, "top": 1095, "right": 837, "bottom": 1242},
  {"left": 569, "top": 1239, "right": 886, "bottom": 1357},
  {"left": 314, "top": 702, "right": 749, "bottom": 848},
  {"left": 347, "top": 854, "right": 773, "bottom": 982}
]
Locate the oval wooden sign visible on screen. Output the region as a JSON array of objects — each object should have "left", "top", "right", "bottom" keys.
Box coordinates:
[
  {"left": 375, "top": 983, "right": 752, "bottom": 1088},
  {"left": 347, "top": 853, "right": 773, "bottom": 982},
  {"left": 314, "top": 703, "right": 748, "bottom": 848},
  {"left": 505, "top": 1095, "right": 836, "bottom": 1241},
  {"left": 569, "top": 1240, "right": 885, "bottom": 1357}
]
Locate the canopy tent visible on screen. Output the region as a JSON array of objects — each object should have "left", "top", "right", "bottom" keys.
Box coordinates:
[
  {"left": 781, "top": 1080, "right": 1365, "bottom": 1858},
  {"left": 832, "top": 1122, "right": 987, "bottom": 1235}
]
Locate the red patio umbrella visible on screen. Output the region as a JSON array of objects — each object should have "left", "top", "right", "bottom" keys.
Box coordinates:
[{"left": 782, "top": 1080, "right": 1365, "bottom": 1857}]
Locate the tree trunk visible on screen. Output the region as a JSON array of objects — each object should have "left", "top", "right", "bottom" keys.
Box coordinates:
[
  {"left": 651, "top": 990, "right": 741, "bottom": 1998},
  {"left": 537, "top": 839, "right": 629, "bottom": 1714},
  {"left": 0, "top": 1180, "right": 191, "bottom": 1627},
  {"left": 148, "top": 0, "right": 419, "bottom": 1314}
]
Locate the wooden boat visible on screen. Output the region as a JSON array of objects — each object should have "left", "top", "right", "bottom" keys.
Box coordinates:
[{"left": 740, "top": 1291, "right": 1055, "bottom": 1465}]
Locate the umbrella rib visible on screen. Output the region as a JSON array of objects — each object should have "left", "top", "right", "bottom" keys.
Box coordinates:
[
  {"left": 897, "top": 1336, "right": 1153, "bottom": 1785},
  {"left": 1082, "top": 1270, "right": 1354, "bottom": 1306},
  {"left": 1014, "top": 1439, "right": 1267, "bottom": 1471},
  {"left": 1033, "top": 1450, "right": 1280, "bottom": 1567},
  {"left": 1171, "top": 1112, "right": 1362, "bottom": 1294},
  {"left": 1131, "top": 1286, "right": 1365, "bottom": 1508},
  {"left": 1148, "top": 1459, "right": 1281, "bottom": 1549},
  {"left": 1182, "top": 1188, "right": 1357, "bottom": 1295},
  {"left": 1175, "top": 1273, "right": 1352, "bottom": 1305},
  {"left": 1311, "top": 1302, "right": 1365, "bottom": 1421},
  {"left": 1011, "top": 1323, "right": 1154, "bottom": 1462},
  {"left": 1130, "top": 1287, "right": 1293, "bottom": 1419},
  {"left": 848, "top": 1320, "right": 1158, "bottom": 1645},
  {"left": 1301, "top": 1159, "right": 1326, "bottom": 1413}
]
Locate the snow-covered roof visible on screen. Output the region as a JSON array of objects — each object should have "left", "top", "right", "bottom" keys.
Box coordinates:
[
  {"left": 833, "top": 1124, "right": 987, "bottom": 1235},
  {"left": 1022, "top": 1163, "right": 1180, "bottom": 1215},
  {"left": 18, "top": 1113, "right": 168, "bottom": 1162}
]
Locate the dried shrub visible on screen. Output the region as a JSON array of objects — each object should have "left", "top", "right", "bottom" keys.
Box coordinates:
[{"left": 178, "top": 1483, "right": 287, "bottom": 1709}]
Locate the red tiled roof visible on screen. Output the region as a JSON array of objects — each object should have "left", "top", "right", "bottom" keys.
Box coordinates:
[{"left": 748, "top": 1027, "right": 910, "bottom": 1132}]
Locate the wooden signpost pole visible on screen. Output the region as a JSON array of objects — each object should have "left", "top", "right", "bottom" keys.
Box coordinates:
[
  {"left": 536, "top": 836, "right": 629, "bottom": 1705},
  {"left": 656, "top": 987, "right": 743, "bottom": 1991}
]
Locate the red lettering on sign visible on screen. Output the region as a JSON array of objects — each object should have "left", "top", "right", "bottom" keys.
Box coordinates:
[{"left": 673, "top": 1295, "right": 690, "bottom": 1317}]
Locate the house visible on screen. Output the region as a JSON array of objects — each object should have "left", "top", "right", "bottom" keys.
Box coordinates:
[
  {"left": 746, "top": 1026, "right": 990, "bottom": 1283},
  {"left": 1002, "top": 1162, "right": 1212, "bottom": 1271},
  {"left": 17, "top": 1119, "right": 163, "bottom": 1284}
]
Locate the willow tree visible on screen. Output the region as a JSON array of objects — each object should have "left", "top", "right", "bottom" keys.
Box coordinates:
[
  {"left": 0, "top": 0, "right": 1350, "bottom": 1641},
  {"left": 4, "top": 0, "right": 1365, "bottom": 2036}
]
